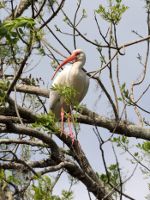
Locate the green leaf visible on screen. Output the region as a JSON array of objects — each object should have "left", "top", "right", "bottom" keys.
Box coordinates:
[
  {"left": 18, "top": 27, "right": 24, "bottom": 35},
  {"left": 32, "top": 113, "right": 58, "bottom": 132},
  {"left": 109, "top": 164, "right": 118, "bottom": 171},
  {"left": 32, "top": 176, "right": 62, "bottom": 200},
  {"left": 141, "top": 142, "right": 150, "bottom": 152},
  {"left": 7, "top": 175, "right": 21, "bottom": 185},
  {"left": 0, "top": 169, "right": 5, "bottom": 181},
  {"left": 51, "top": 84, "right": 78, "bottom": 106},
  {"left": 61, "top": 190, "right": 73, "bottom": 200},
  {"left": 121, "top": 135, "right": 129, "bottom": 144},
  {"left": 99, "top": 163, "right": 120, "bottom": 187},
  {"left": 0, "top": 17, "right": 35, "bottom": 44},
  {"left": 117, "top": 97, "right": 123, "bottom": 101},
  {"left": 82, "top": 9, "right": 87, "bottom": 18},
  {"left": 134, "top": 152, "right": 138, "bottom": 157},
  {"left": 121, "top": 82, "right": 126, "bottom": 92},
  {"left": 0, "top": 80, "right": 9, "bottom": 106},
  {"left": 96, "top": 2, "right": 128, "bottom": 24}
]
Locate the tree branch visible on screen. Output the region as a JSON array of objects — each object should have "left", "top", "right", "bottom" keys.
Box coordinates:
[
  {"left": 12, "top": 84, "right": 150, "bottom": 141},
  {"left": 39, "top": 0, "right": 65, "bottom": 30},
  {"left": 0, "top": 138, "right": 48, "bottom": 148},
  {"left": 12, "top": 0, "right": 38, "bottom": 18},
  {"left": 4, "top": 123, "right": 61, "bottom": 160},
  {"left": 0, "top": 154, "right": 113, "bottom": 200},
  {"left": 16, "top": 84, "right": 49, "bottom": 97},
  {"left": 78, "top": 107, "right": 150, "bottom": 141}
]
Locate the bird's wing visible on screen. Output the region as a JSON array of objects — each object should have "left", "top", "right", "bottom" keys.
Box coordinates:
[
  {"left": 80, "top": 75, "right": 89, "bottom": 102},
  {"left": 49, "top": 90, "right": 60, "bottom": 110},
  {"left": 49, "top": 66, "right": 70, "bottom": 110}
]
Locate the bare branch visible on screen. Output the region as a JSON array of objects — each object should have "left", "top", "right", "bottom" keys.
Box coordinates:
[
  {"left": 14, "top": 0, "right": 38, "bottom": 18},
  {"left": 4, "top": 123, "right": 61, "bottom": 159},
  {"left": 0, "top": 138, "right": 48, "bottom": 148},
  {"left": 39, "top": 0, "right": 65, "bottom": 30},
  {"left": 6, "top": 50, "right": 32, "bottom": 98},
  {"left": 16, "top": 84, "right": 49, "bottom": 97},
  {"left": 78, "top": 107, "right": 150, "bottom": 141}
]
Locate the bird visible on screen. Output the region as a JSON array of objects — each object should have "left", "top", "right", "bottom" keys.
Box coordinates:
[{"left": 49, "top": 49, "right": 89, "bottom": 142}]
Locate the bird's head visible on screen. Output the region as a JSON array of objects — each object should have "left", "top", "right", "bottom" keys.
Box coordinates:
[
  {"left": 72, "top": 49, "right": 86, "bottom": 64},
  {"left": 51, "top": 49, "right": 86, "bottom": 80}
]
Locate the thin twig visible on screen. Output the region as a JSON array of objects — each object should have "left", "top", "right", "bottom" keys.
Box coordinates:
[{"left": 39, "top": 0, "right": 65, "bottom": 30}]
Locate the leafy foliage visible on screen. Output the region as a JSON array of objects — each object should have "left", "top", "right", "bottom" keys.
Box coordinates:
[
  {"left": 61, "top": 190, "right": 73, "bottom": 200},
  {"left": 137, "top": 141, "right": 150, "bottom": 153},
  {"left": 0, "top": 170, "right": 21, "bottom": 191},
  {"left": 96, "top": 0, "right": 128, "bottom": 24},
  {"left": 0, "top": 17, "right": 35, "bottom": 44},
  {"left": 0, "top": 45, "right": 12, "bottom": 60},
  {"left": 32, "top": 113, "right": 59, "bottom": 132},
  {"left": 0, "top": 169, "right": 5, "bottom": 181},
  {"left": 0, "top": 0, "right": 149, "bottom": 199},
  {"left": 21, "top": 74, "right": 44, "bottom": 86},
  {"left": 112, "top": 135, "right": 129, "bottom": 147},
  {"left": 120, "top": 83, "right": 129, "bottom": 99},
  {"left": 52, "top": 84, "right": 78, "bottom": 105},
  {"left": 118, "top": 83, "right": 132, "bottom": 105},
  {"left": 0, "top": 80, "right": 9, "bottom": 106},
  {"left": 32, "top": 176, "right": 52, "bottom": 200},
  {"left": 0, "top": 1, "right": 5, "bottom": 9},
  {"left": 32, "top": 176, "right": 73, "bottom": 200},
  {"left": 99, "top": 164, "right": 120, "bottom": 188},
  {"left": 7, "top": 174, "right": 21, "bottom": 185}
]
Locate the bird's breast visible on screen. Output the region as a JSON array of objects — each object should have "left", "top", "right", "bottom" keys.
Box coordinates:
[
  {"left": 67, "top": 68, "right": 84, "bottom": 86},
  {"left": 66, "top": 68, "right": 89, "bottom": 102}
]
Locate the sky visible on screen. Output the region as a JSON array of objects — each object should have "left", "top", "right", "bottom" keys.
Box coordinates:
[
  {"left": 28, "top": 0, "right": 150, "bottom": 199},
  {"left": 44, "top": 1, "right": 149, "bottom": 199},
  {"left": 1, "top": 0, "right": 150, "bottom": 199}
]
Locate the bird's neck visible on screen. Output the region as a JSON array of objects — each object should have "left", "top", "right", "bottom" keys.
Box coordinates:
[{"left": 73, "top": 60, "right": 85, "bottom": 70}]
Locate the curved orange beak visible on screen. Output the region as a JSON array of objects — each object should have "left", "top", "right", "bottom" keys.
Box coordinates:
[{"left": 51, "top": 52, "right": 77, "bottom": 80}]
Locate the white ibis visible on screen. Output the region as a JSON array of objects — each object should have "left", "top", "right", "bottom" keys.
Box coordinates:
[{"left": 49, "top": 49, "right": 89, "bottom": 142}]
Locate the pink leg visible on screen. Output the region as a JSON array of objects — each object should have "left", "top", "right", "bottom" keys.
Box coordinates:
[
  {"left": 60, "top": 107, "right": 64, "bottom": 135},
  {"left": 67, "top": 113, "right": 74, "bottom": 144}
]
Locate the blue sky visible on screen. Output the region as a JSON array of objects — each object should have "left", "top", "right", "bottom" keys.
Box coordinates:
[
  {"left": 29, "top": 1, "right": 150, "bottom": 199},
  {"left": 43, "top": 1, "right": 149, "bottom": 199},
  {"left": 1, "top": 0, "right": 150, "bottom": 199}
]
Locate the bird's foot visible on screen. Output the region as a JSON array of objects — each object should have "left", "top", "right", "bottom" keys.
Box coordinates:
[
  {"left": 60, "top": 109, "right": 75, "bottom": 144},
  {"left": 69, "top": 131, "right": 75, "bottom": 145}
]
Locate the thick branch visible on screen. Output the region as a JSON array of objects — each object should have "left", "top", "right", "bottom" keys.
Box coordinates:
[
  {"left": 0, "top": 115, "right": 27, "bottom": 124},
  {"left": 14, "top": 84, "right": 150, "bottom": 141},
  {"left": 0, "top": 138, "right": 48, "bottom": 147},
  {"left": 65, "top": 161, "right": 113, "bottom": 200},
  {"left": 6, "top": 0, "right": 38, "bottom": 19},
  {"left": 16, "top": 84, "right": 49, "bottom": 97},
  {"left": 78, "top": 108, "right": 150, "bottom": 141},
  {"left": 0, "top": 156, "right": 113, "bottom": 200},
  {"left": 4, "top": 123, "right": 61, "bottom": 160},
  {"left": 0, "top": 158, "right": 55, "bottom": 170}
]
